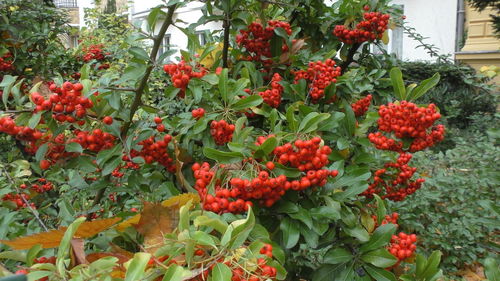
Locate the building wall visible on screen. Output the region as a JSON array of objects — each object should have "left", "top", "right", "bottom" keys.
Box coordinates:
[{"left": 128, "top": 0, "right": 458, "bottom": 62}]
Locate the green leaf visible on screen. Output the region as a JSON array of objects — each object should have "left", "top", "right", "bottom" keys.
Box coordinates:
[
  {"left": 484, "top": 257, "right": 500, "bottom": 281},
  {"left": 0, "top": 250, "right": 27, "bottom": 263},
  {"left": 202, "top": 73, "right": 219, "bottom": 85},
  {"left": 162, "top": 264, "right": 192, "bottom": 281},
  {"left": 28, "top": 112, "right": 42, "bottom": 129},
  {"left": 79, "top": 64, "right": 90, "bottom": 80},
  {"left": 421, "top": 251, "right": 442, "bottom": 279},
  {"left": 179, "top": 200, "right": 192, "bottom": 232},
  {"left": 219, "top": 68, "right": 228, "bottom": 103},
  {"left": 26, "top": 244, "right": 42, "bottom": 266},
  {"left": 56, "top": 217, "right": 86, "bottom": 275},
  {"left": 286, "top": 106, "right": 298, "bottom": 132},
  {"left": 65, "top": 142, "right": 83, "bottom": 154},
  {"left": 390, "top": 67, "right": 406, "bottom": 100},
  {"left": 35, "top": 143, "right": 48, "bottom": 162},
  {"left": 289, "top": 208, "right": 313, "bottom": 229},
  {"left": 299, "top": 113, "right": 331, "bottom": 133},
  {"left": 203, "top": 148, "right": 244, "bottom": 164},
  {"left": 312, "top": 263, "right": 345, "bottom": 281},
  {"left": 270, "top": 33, "right": 283, "bottom": 57},
  {"left": 228, "top": 207, "right": 255, "bottom": 249},
  {"left": 345, "top": 226, "right": 370, "bottom": 242},
  {"left": 192, "top": 231, "right": 217, "bottom": 247},
  {"left": 374, "top": 195, "right": 386, "bottom": 226},
  {"left": 210, "top": 263, "right": 232, "bottom": 281},
  {"left": 408, "top": 72, "right": 440, "bottom": 101},
  {"left": 323, "top": 248, "right": 353, "bottom": 264},
  {"left": 360, "top": 224, "right": 397, "bottom": 253},
  {"left": 125, "top": 252, "right": 152, "bottom": 281},
  {"left": 231, "top": 95, "right": 263, "bottom": 111},
  {"left": 361, "top": 249, "right": 398, "bottom": 268},
  {"left": 256, "top": 136, "right": 277, "bottom": 155},
  {"left": 364, "top": 265, "right": 397, "bottom": 281},
  {"left": 280, "top": 217, "right": 300, "bottom": 249},
  {"left": 129, "top": 47, "right": 150, "bottom": 61},
  {"left": 147, "top": 7, "right": 163, "bottom": 32}
]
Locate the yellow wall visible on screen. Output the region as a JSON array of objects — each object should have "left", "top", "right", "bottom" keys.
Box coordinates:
[{"left": 456, "top": 3, "right": 500, "bottom": 85}]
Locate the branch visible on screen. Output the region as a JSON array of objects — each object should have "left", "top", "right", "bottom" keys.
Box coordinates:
[
  {"left": 1, "top": 166, "right": 48, "bottom": 231},
  {"left": 340, "top": 43, "right": 361, "bottom": 74},
  {"left": 222, "top": 17, "right": 231, "bottom": 68},
  {"left": 103, "top": 87, "right": 136, "bottom": 92},
  {"left": 121, "top": 4, "right": 177, "bottom": 138}
]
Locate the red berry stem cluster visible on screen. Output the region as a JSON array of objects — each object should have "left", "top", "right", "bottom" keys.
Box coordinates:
[
  {"left": 372, "top": 212, "right": 399, "bottom": 228},
  {"left": 0, "top": 52, "right": 14, "bottom": 72},
  {"left": 81, "top": 44, "right": 108, "bottom": 62},
  {"left": 333, "top": 12, "right": 390, "bottom": 44},
  {"left": 194, "top": 137, "right": 338, "bottom": 214},
  {"left": 2, "top": 193, "right": 34, "bottom": 209},
  {"left": 163, "top": 61, "right": 207, "bottom": 98},
  {"left": 388, "top": 232, "right": 417, "bottom": 263},
  {"left": 293, "top": 59, "right": 341, "bottom": 103},
  {"left": 258, "top": 73, "right": 283, "bottom": 108},
  {"left": 20, "top": 178, "right": 54, "bottom": 193},
  {"left": 129, "top": 134, "right": 175, "bottom": 173},
  {"left": 40, "top": 81, "right": 94, "bottom": 124},
  {"left": 368, "top": 101, "right": 445, "bottom": 152},
  {"left": 192, "top": 108, "right": 205, "bottom": 119},
  {"left": 71, "top": 129, "right": 117, "bottom": 152},
  {"left": 231, "top": 246, "right": 277, "bottom": 281},
  {"left": 236, "top": 20, "right": 292, "bottom": 66},
  {"left": 210, "top": 120, "right": 235, "bottom": 145},
  {"left": 351, "top": 94, "right": 372, "bottom": 117},
  {"left": 362, "top": 153, "right": 425, "bottom": 201}
]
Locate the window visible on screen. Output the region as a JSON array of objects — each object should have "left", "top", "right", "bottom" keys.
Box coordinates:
[
  {"left": 54, "top": 0, "right": 78, "bottom": 8},
  {"left": 158, "top": 34, "right": 171, "bottom": 59},
  {"left": 196, "top": 30, "right": 208, "bottom": 46}
]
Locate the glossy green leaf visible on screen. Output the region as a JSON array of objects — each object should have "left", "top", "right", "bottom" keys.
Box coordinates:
[
  {"left": 231, "top": 95, "right": 263, "bottom": 111},
  {"left": 365, "top": 265, "right": 397, "bottom": 281},
  {"left": 280, "top": 217, "right": 300, "bottom": 249},
  {"left": 360, "top": 224, "right": 397, "bottom": 253},
  {"left": 323, "top": 247, "right": 353, "bottom": 264},
  {"left": 124, "top": 252, "right": 152, "bottom": 281},
  {"left": 390, "top": 67, "right": 405, "bottom": 100},
  {"left": 203, "top": 148, "right": 245, "bottom": 164},
  {"left": 56, "top": 217, "right": 86, "bottom": 275},
  {"left": 361, "top": 249, "right": 398, "bottom": 268},
  {"left": 210, "top": 263, "right": 232, "bottom": 281}
]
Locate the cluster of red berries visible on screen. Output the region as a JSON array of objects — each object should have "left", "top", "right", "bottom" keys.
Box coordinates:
[
  {"left": 81, "top": 44, "right": 108, "bottom": 62},
  {"left": 20, "top": 178, "right": 54, "bottom": 193},
  {"left": 231, "top": 246, "right": 277, "bottom": 281},
  {"left": 236, "top": 20, "right": 292, "bottom": 65},
  {"left": 368, "top": 101, "right": 445, "bottom": 152},
  {"left": 163, "top": 61, "right": 207, "bottom": 97},
  {"left": 293, "top": 59, "right": 341, "bottom": 103},
  {"left": 192, "top": 108, "right": 205, "bottom": 119},
  {"left": 153, "top": 116, "right": 166, "bottom": 132},
  {"left": 352, "top": 94, "right": 372, "bottom": 117},
  {"left": 2, "top": 193, "right": 34, "bottom": 209},
  {"left": 0, "top": 52, "right": 14, "bottom": 72},
  {"left": 272, "top": 137, "right": 331, "bottom": 171},
  {"left": 258, "top": 73, "right": 283, "bottom": 108},
  {"left": 372, "top": 212, "right": 399, "bottom": 228},
  {"left": 71, "top": 129, "right": 117, "bottom": 152},
  {"left": 333, "top": 12, "right": 390, "bottom": 44},
  {"left": 130, "top": 134, "right": 175, "bottom": 172},
  {"left": 0, "top": 116, "right": 43, "bottom": 142},
  {"left": 362, "top": 153, "right": 425, "bottom": 201},
  {"left": 210, "top": 120, "right": 235, "bottom": 145},
  {"left": 33, "top": 256, "right": 56, "bottom": 264},
  {"left": 111, "top": 157, "right": 140, "bottom": 178},
  {"left": 32, "top": 82, "right": 95, "bottom": 124},
  {"left": 388, "top": 232, "right": 417, "bottom": 262}
]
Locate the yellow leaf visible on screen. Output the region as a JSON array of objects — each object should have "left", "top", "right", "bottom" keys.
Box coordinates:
[
  {"left": 135, "top": 202, "right": 177, "bottom": 253},
  {"left": 115, "top": 194, "right": 199, "bottom": 232},
  {"left": 382, "top": 30, "right": 390, "bottom": 45},
  {"left": 0, "top": 217, "right": 121, "bottom": 250}
]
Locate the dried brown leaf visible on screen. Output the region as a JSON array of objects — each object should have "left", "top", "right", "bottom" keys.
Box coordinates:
[
  {"left": 135, "top": 202, "right": 176, "bottom": 253},
  {"left": 0, "top": 217, "right": 121, "bottom": 250},
  {"left": 70, "top": 238, "right": 88, "bottom": 268}
]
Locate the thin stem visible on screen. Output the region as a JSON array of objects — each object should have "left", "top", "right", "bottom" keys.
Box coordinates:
[
  {"left": 103, "top": 87, "right": 136, "bottom": 92},
  {"left": 222, "top": 16, "right": 231, "bottom": 68},
  {"left": 1, "top": 166, "right": 48, "bottom": 231},
  {"left": 121, "top": 4, "right": 178, "bottom": 138}
]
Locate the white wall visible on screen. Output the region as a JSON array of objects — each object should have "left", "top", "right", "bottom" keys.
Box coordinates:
[
  {"left": 78, "top": 0, "right": 94, "bottom": 27},
  {"left": 392, "top": 0, "right": 457, "bottom": 61},
  {"left": 127, "top": 0, "right": 458, "bottom": 62}
]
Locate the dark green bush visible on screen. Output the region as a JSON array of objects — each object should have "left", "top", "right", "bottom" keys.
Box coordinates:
[
  {"left": 401, "top": 62, "right": 497, "bottom": 129},
  {"left": 390, "top": 115, "right": 500, "bottom": 272}
]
